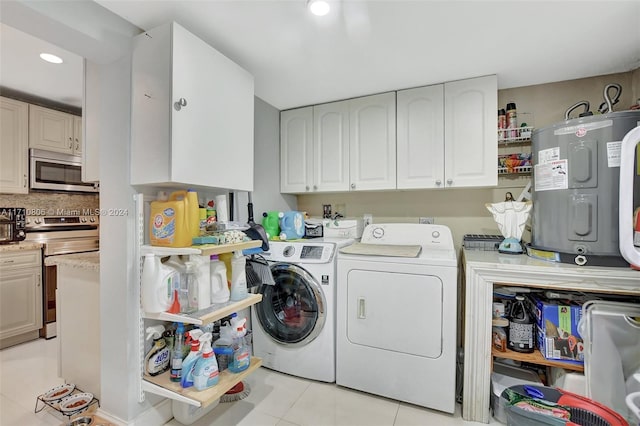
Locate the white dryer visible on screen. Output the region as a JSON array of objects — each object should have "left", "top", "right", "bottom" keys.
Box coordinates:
[
  {"left": 252, "top": 238, "right": 354, "bottom": 382},
  {"left": 336, "top": 224, "right": 458, "bottom": 413}
]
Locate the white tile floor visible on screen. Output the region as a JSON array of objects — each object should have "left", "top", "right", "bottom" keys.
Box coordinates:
[{"left": 1, "top": 338, "right": 501, "bottom": 425}]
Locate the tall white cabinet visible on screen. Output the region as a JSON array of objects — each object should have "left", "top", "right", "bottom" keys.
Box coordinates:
[
  {"left": 0, "top": 97, "right": 29, "bottom": 194},
  {"left": 444, "top": 75, "right": 497, "bottom": 188},
  {"left": 131, "top": 21, "right": 254, "bottom": 191},
  {"left": 314, "top": 100, "right": 350, "bottom": 192}
]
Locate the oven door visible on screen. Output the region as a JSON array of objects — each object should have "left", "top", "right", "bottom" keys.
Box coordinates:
[{"left": 29, "top": 149, "right": 98, "bottom": 193}]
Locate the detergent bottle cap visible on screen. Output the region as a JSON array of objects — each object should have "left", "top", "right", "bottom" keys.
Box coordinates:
[{"left": 145, "top": 325, "right": 165, "bottom": 341}]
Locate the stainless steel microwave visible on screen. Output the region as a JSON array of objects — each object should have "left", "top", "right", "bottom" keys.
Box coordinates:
[{"left": 29, "top": 149, "right": 98, "bottom": 193}]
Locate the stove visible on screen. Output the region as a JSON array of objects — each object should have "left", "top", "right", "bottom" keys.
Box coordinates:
[{"left": 25, "top": 215, "right": 99, "bottom": 338}]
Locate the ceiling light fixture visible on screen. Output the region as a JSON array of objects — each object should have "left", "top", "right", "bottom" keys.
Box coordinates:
[
  {"left": 39, "top": 53, "right": 63, "bottom": 64},
  {"left": 308, "top": 0, "right": 330, "bottom": 16}
]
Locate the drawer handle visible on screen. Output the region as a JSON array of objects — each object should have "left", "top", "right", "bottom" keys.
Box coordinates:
[
  {"left": 358, "top": 297, "right": 366, "bottom": 319},
  {"left": 2, "top": 260, "right": 15, "bottom": 264}
]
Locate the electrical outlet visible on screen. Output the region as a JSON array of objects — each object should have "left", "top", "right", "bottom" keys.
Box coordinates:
[
  {"left": 363, "top": 214, "right": 373, "bottom": 227},
  {"left": 323, "top": 204, "right": 332, "bottom": 219},
  {"left": 419, "top": 217, "right": 434, "bottom": 224}
]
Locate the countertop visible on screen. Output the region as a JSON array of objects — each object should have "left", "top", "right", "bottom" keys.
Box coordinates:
[
  {"left": 45, "top": 251, "right": 100, "bottom": 271},
  {"left": 0, "top": 241, "right": 43, "bottom": 253}
]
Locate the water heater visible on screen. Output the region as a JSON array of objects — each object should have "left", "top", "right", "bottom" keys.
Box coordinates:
[{"left": 530, "top": 110, "right": 640, "bottom": 267}]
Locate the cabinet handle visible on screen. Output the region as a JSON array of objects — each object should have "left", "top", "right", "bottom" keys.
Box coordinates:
[
  {"left": 174, "top": 98, "right": 188, "bottom": 111},
  {"left": 358, "top": 297, "right": 366, "bottom": 319},
  {"left": 24, "top": 174, "right": 27, "bottom": 188},
  {"left": 2, "top": 260, "right": 15, "bottom": 264},
  {"left": 68, "top": 137, "right": 73, "bottom": 149},
  {"left": 305, "top": 185, "right": 310, "bottom": 191},
  {"left": 75, "top": 138, "right": 79, "bottom": 151},
  {"left": 313, "top": 185, "right": 317, "bottom": 191},
  {"left": 447, "top": 178, "right": 453, "bottom": 185},
  {"left": 351, "top": 183, "right": 356, "bottom": 189},
  {"left": 436, "top": 179, "right": 442, "bottom": 186},
  {"left": 37, "top": 274, "right": 41, "bottom": 287}
]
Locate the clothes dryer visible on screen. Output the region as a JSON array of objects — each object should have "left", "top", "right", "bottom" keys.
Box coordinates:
[
  {"left": 336, "top": 223, "right": 457, "bottom": 413},
  {"left": 252, "top": 238, "right": 354, "bottom": 382}
]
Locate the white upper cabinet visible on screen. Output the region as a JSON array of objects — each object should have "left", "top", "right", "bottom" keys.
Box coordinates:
[
  {"left": 280, "top": 107, "right": 313, "bottom": 193},
  {"left": 313, "top": 100, "right": 350, "bottom": 192},
  {"left": 0, "top": 97, "right": 29, "bottom": 194},
  {"left": 444, "top": 75, "right": 497, "bottom": 188},
  {"left": 29, "top": 105, "right": 80, "bottom": 155},
  {"left": 397, "top": 84, "right": 445, "bottom": 189},
  {"left": 349, "top": 92, "right": 396, "bottom": 191},
  {"left": 131, "top": 22, "right": 254, "bottom": 191}
]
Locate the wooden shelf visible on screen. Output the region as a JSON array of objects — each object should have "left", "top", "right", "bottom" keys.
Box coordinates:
[
  {"left": 141, "top": 240, "right": 262, "bottom": 257},
  {"left": 143, "top": 357, "right": 263, "bottom": 407},
  {"left": 142, "top": 293, "right": 262, "bottom": 326},
  {"left": 492, "top": 347, "right": 584, "bottom": 372}
]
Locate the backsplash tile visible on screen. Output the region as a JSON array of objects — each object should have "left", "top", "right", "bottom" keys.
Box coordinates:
[{"left": 0, "top": 192, "right": 99, "bottom": 215}]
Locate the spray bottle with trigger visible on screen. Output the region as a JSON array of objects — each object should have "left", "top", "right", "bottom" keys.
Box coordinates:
[
  {"left": 180, "top": 329, "right": 203, "bottom": 388},
  {"left": 144, "top": 325, "right": 171, "bottom": 376}
]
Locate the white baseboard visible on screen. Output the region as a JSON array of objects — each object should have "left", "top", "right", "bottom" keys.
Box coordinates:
[{"left": 96, "top": 398, "right": 173, "bottom": 426}]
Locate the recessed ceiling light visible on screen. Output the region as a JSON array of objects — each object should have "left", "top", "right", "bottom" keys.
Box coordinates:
[
  {"left": 40, "top": 53, "right": 63, "bottom": 64},
  {"left": 308, "top": 0, "right": 330, "bottom": 16}
]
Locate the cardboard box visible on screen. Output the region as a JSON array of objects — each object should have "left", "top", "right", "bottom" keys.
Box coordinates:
[{"left": 529, "top": 295, "right": 584, "bottom": 365}]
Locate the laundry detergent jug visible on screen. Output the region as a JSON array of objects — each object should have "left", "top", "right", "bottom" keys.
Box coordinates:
[{"left": 149, "top": 190, "right": 198, "bottom": 247}]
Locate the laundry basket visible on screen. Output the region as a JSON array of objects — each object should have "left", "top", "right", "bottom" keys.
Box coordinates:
[{"left": 502, "top": 384, "right": 629, "bottom": 426}]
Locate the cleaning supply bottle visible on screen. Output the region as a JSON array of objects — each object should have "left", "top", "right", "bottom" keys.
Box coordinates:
[
  {"left": 144, "top": 325, "right": 170, "bottom": 376},
  {"left": 165, "top": 255, "right": 187, "bottom": 313},
  {"left": 182, "top": 260, "right": 199, "bottom": 313},
  {"left": 180, "top": 329, "right": 204, "bottom": 388},
  {"left": 149, "top": 190, "right": 193, "bottom": 248},
  {"left": 186, "top": 189, "right": 200, "bottom": 238},
  {"left": 218, "top": 252, "right": 233, "bottom": 288},
  {"left": 170, "top": 323, "right": 186, "bottom": 382},
  {"left": 209, "top": 255, "right": 229, "bottom": 304},
  {"left": 141, "top": 253, "right": 177, "bottom": 313},
  {"left": 229, "top": 325, "right": 250, "bottom": 373},
  {"left": 229, "top": 251, "right": 248, "bottom": 301},
  {"left": 508, "top": 295, "right": 535, "bottom": 353},
  {"left": 189, "top": 254, "right": 211, "bottom": 310},
  {"left": 193, "top": 339, "right": 219, "bottom": 391}
]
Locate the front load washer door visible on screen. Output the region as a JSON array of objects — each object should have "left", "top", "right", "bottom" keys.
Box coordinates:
[{"left": 255, "top": 262, "right": 326, "bottom": 347}]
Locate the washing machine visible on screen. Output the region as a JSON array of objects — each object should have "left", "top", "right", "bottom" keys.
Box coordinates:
[
  {"left": 252, "top": 238, "right": 354, "bottom": 382},
  {"left": 336, "top": 223, "right": 458, "bottom": 413}
]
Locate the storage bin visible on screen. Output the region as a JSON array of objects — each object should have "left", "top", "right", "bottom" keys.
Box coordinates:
[{"left": 491, "top": 362, "right": 543, "bottom": 424}]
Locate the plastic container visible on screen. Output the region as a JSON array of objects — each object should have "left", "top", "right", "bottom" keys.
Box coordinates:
[
  {"left": 508, "top": 295, "right": 535, "bottom": 353},
  {"left": 180, "top": 329, "right": 203, "bottom": 388},
  {"left": 144, "top": 325, "right": 170, "bottom": 376},
  {"left": 278, "top": 211, "right": 305, "bottom": 240},
  {"left": 491, "top": 362, "right": 543, "bottom": 424},
  {"left": 141, "top": 253, "right": 177, "bottom": 313},
  {"left": 170, "top": 323, "right": 185, "bottom": 382},
  {"left": 262, "top": 211, "right": 280, "bottom": 240},
  {"left": 229, "top": 251, "right": 248, "bottom": 301},
  {"left": 210, "top": 255, "right": 230, "bottom": 304},
  {"left": 193, "top": 340, "right": 219, "bottom": 391},
  {"left": 149, "top": 190, "right": 197, "bottom": 248},
  {"left": 189, "top": 254, "right": 211, "bottom": 310}
]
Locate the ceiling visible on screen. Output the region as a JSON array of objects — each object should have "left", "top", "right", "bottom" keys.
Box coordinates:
[{"left": 2, "top": 1, "right": 639, "bottom": 111}]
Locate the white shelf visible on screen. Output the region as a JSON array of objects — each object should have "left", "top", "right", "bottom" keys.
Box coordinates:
[
  {"left": 498, "top": 126, "right": 534, "bottom": 144},
  {"left": 141, "top": 240, "right": 261, "bottom": 257},
  {"left": 498, "top": 165, "right": 532, "bottom": 175},
  {"left": 142, "top": 293, "right": 263, "bottom": 326}
]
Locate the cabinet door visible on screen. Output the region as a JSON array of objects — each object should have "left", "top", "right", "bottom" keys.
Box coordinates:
[
  {"left": 397, "top": 85, "right": 445, "bottom": 189},
  {"left": 313, "top": 100, "right": 350, "bottom": 192},
  {"left": 29, "top": 105, "right": 74, "bottom": 154},
  {"left": 0, "top": 267, "right": 42, "bottom": 341},
  {"left": 171, "top": 22, "right": 254, "bottom": 191},
  {"left": 444, "top": 75, "right": 497, "bottom": 188},
  {"left": 280, "top": 107, "right": 313, "bottom": 193},
  {"left": 0, "top": 97, "right": 29, "bottom": 194},
  {"left": 349, "top": 92, "right": 396, "bottom": 191},
  {"left": 73, "top": 116, "right": 82, "bottom": 155}
]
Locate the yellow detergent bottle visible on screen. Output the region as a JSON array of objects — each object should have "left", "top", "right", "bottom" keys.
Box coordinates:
[{"left": 149, "top": 190, "right": 196, "bottom": 247}]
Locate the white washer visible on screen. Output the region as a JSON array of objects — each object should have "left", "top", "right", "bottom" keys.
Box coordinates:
[
  {"left": 252, "top": 238, "right": 354, "bottom": 382},
  {"left": 336, "top": 224, "right": 458, "bottom": 413}
]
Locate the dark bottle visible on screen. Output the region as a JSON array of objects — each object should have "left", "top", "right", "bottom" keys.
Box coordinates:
[{"left": 507, "top": 295, "right": 535, "bottom": 353}]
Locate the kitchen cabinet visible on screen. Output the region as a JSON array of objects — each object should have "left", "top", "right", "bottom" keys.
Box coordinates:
[
  {"left": 280, "top": 101, "right": 351, "bottom": 193},
  {"left": 444, "top": 75, "right": 497, "bottom": 188},
  {"left": 397, "top": 76, "right": 497, "bottom": 189},
  {"left": 29, "top": 104, "right": 82, "bottom": 155},
  {"left": 138, "top": 239, "right": 263, "bottom": 408},
  {"left": 349, "top": 92, "right": 396, "bottom": 191},
  {"left": 0, "top": 97, "right": 29, "bottom": 194},
  {"left": 461, "top": 249, "right": 640, "bottom": 423},
  {"left": 0, "top": 249, "right": 42, "bottom": 349},
  {"left": 396, "top": 84, "right": 445, "bottom": 189},
  {"left": 131, "top": 21, "right": 254, "bottom": 191}
]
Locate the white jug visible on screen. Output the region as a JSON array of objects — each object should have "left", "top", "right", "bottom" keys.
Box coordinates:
[
  {"left": 210, "top": 254, "right": 230, "bottom": 304},
  {"left": 141, "top": 253, "right": 177, "bottom": 313}
]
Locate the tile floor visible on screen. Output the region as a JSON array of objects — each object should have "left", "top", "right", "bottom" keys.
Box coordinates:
[{"left": 1, "top": 338, "right": 501, "bottom": 425}]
